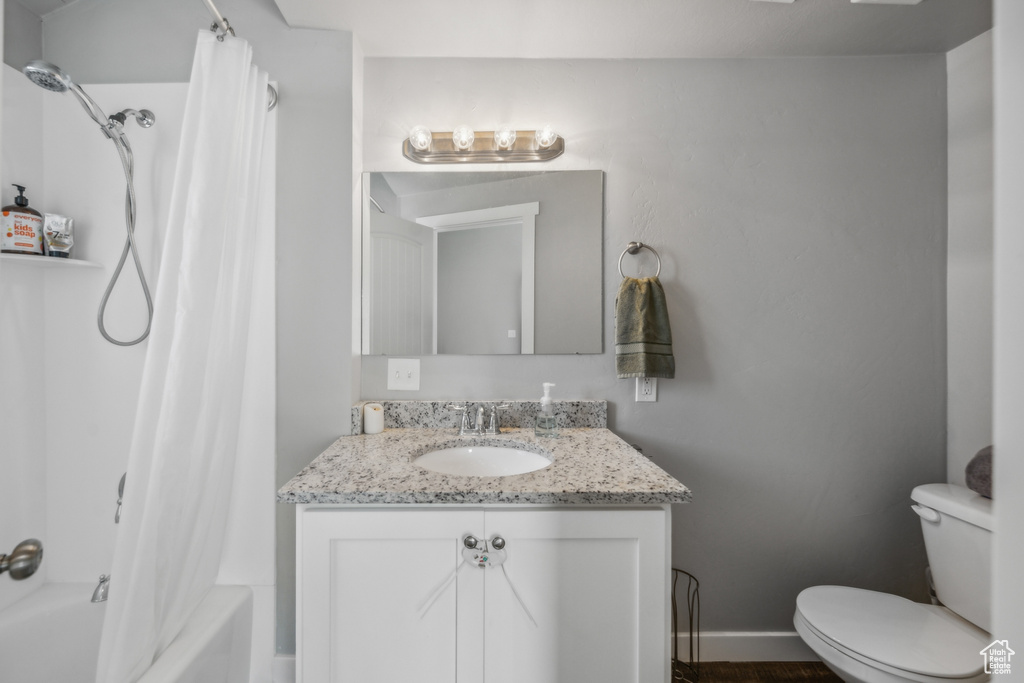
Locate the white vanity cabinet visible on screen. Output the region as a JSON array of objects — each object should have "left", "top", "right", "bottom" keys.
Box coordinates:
[{"left": 296, "top": 505, "right": 671, "bottom": 683}]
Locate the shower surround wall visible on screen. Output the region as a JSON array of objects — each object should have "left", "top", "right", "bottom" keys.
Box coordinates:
[
  {"left": 39, "top": 0, "right": 357, "bottom": 663},
  {"left": 0, "top": 64, "right": 48, "bottom": 613},
  {"left": 362, "top": 56, "right": 949, "bottom": 658},
  {"left": 0, "top": 68, "right": 277, "bottom": 679}
]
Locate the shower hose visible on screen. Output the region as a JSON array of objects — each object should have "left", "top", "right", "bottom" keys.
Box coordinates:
[{"left": 98, "top": 129, "right": 153, "bottom": 347}]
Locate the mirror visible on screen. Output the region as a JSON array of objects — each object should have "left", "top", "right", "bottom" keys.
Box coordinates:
[{"left": 362, "top": 171, "right": 603, "bottom": 355}]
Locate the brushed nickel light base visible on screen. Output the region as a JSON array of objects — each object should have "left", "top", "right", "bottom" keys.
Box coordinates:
[{"left": 403, "top": 130, "right": 564, "bottom": 164}]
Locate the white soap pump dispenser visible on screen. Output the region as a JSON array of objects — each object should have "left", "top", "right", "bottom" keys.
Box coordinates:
[{"left": 535, "top": 382, "right": 558, "bottom": 438}]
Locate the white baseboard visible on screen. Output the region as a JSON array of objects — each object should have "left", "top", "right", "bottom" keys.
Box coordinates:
[
  {"left": 272, "top": 655, "right": 295, "bottom": 683},
  {"left": 675, "top": 631, "right": 819, "bottom": 662}
]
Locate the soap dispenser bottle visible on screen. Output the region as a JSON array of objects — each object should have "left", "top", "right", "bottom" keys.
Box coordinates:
[
  {"left": 535, "top": 382, "right": 559, "bottom": 438},
  {"left": 1, "top": 185, "right": 44, "bottom": 255}
]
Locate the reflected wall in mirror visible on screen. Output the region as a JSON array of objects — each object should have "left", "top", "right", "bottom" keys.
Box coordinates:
[{"left": 362, "top": 171, "right": 604, "bottom": 355}]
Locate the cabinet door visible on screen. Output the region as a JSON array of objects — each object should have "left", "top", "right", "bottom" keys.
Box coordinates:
[
  {"left": 482, "top": 508, "right": 670, "bottom": 683},
  {"left": 299, "top": 508, "right": 484, "bottom": 683}
]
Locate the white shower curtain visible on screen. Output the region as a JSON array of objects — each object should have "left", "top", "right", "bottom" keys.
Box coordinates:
[{"left": 96, "top": 31, "right": 270, "bottom": 683}]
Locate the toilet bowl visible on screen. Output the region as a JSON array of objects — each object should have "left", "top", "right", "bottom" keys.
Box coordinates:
[{"left": 794, "top": 484, "right": 993, "bottom": 683}]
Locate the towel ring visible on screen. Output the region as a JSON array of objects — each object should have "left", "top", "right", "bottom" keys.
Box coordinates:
[{"left": 618, "top": 241, "right": 662, "bottom": 279}]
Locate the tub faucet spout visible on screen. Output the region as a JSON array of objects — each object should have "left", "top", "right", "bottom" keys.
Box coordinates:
[{"left": 91, "top": 574, "right": 110, "bottom": 603}]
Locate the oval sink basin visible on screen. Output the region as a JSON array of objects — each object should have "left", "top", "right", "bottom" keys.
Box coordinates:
[{"left": 415, "top": 446, "right": 551, "bottom": 477}]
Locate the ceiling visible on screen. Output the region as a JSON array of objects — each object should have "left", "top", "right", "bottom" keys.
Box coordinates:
[
  {"left": 16, "top": 0, "right": 991, "bottom": 59},
  {"left": 15, "top": 0, "right": 75, "bottom": 17},
  {"left": 271, "top": 0, "right": 991, "bottom": 59}
]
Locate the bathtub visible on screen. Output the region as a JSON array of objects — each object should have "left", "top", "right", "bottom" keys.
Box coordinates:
[{"left": 0, "top": 582, "right": 252, "bottom": 683}]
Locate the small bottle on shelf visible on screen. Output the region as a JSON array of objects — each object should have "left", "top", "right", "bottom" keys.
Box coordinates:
[{"left": 1, "top": 185, "right": 44, "bottom": 256}]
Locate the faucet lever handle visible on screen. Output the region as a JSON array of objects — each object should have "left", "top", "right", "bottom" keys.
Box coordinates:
[
  {"left": 449, "top": 403, "right": 476, "bottom": 435},
  {"left": 484, "top": 403, "right": 511, "bottom": 435}
]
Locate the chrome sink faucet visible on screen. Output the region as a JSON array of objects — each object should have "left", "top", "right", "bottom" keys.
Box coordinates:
[{"left": 448, "top": 402, "right": 512, "bottom": 436}]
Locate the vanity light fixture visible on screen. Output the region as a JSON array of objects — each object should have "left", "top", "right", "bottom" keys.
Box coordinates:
[{"left": 402, "top": 125, "right": 565, "bottom": 164}]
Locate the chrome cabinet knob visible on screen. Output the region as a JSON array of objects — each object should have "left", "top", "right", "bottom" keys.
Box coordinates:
[
  {"left": 491, "top": 536, "right": 506, "bottom": 550},
  {"left": 464, "top": 535, "right": 479, "bottom": 549}
]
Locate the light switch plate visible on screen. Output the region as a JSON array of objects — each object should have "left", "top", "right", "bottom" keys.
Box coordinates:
[
  {"left": 387, "top": 358, "right": 420, "bottom": 391},
  {"left": 635, "top": 377, "right": 657, "bottom": 402}
]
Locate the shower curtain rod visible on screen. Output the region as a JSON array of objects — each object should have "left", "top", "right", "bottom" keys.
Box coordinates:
[
  {"left": 200, "top": 0, "right": 278, "bottom": 112},
  {"left": 202, "top": 0, "right": 233, "bottom": 37}
]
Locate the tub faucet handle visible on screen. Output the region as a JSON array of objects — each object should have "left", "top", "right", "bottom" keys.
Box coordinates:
[
  {"left": 114, "top": 472, "right": 126, "bottom": 524},
  {"left": 0, "top": 538, "right": 43, "bottom": 580}
]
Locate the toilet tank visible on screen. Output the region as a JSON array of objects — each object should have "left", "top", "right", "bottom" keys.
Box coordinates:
[{"left": 911, "top": 483, "right": 993, "bottom": 632}]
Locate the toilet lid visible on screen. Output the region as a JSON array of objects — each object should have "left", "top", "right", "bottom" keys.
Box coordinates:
[{"left": 797, "top": 586, "right": 988, "bottom": 679}]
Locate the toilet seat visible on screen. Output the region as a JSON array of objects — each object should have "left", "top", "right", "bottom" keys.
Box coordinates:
[{"left": 795, "top": 586, "right": 989, "bottom": 682}]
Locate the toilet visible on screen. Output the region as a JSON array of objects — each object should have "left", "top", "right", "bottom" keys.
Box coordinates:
[{"left": 794, "top": 484, "right": 993, "bottom": 683}]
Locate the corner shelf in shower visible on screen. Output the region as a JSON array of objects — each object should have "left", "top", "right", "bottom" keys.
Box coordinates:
[{"left": 1, "top": 253, "right": 101, "bottom": 269}]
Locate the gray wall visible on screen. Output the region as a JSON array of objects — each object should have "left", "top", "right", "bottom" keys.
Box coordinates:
[
  {"left": 40, "top": 0, "right": 354, "bottom": 655},
  {"left": 397, "top": 171, "right": 604, "bottom": 355},
  {"left": 437, "top": 224, "right": 522, "bottom": 354},
  {"left": 3, "top": 0, "right": 42, "bottom": 70},
  {"left": 946, "top": 31, "right": 993, "bottom": 484},
  {"left": 362, "top": 56, "right": 948, "bottom": 632}
]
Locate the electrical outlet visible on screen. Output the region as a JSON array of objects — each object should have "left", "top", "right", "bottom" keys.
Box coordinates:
[
  {"left": 387, "top": 358, "right": 420, "bottom": 391},
  {"left": 635, "top": 377, "right": 657, "bottom": 402}
]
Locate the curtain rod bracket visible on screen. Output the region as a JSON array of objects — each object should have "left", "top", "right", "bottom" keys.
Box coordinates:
[{"left": 210, "top": 19, "right": 235, "bottom": 41}]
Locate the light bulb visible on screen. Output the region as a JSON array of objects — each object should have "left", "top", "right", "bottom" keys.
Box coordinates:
[
  {"left": 534, "top": 125, "right": 558, "bottom": 149},
  {"left": 408, "top": 126, "right": 432, "bottom": 152},
  {"left": 452, "top": 124, "right": 475, "bottom": 151},
  {"left": 494, "top": 125, "right": 517, "bottom": 150}
]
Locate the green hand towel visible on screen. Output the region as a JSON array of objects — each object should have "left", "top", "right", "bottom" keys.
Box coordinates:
[{"left": 615, "top": 276, "right": 675, "bottom": 379}]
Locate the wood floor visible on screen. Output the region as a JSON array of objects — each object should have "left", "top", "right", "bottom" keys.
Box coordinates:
[{"left": 675, "top": 661, "right": 843, "bottom": 682}]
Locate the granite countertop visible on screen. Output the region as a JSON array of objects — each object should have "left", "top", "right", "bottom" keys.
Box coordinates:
[{"left": 277, "top": 427, "right": 692, "bottom": 505}]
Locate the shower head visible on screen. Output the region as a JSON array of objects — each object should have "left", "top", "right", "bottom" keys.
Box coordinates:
[
  {"left": 22, "top": 60, "right": 113, "bottom": 132},
  {"left": 23, "top": 60, "right": 71, "bottom": 93}
]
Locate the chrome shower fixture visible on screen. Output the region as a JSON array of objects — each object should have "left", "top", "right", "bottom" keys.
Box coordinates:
[
  {"left": 91, "top": 574, "right": 110, "bottom": 602},
  {"left": 0, "top": 538, "right": 43, "bottom": 580},
  {"left": 24, "top": 60, "right": 119, "bottom": 134},
  {"left": 109, "top": 108, "right": 156, "bottom": 130},
  {"left": 22, "top": 60, "right": 70, "bottom": 92},
  {"left": 22, "top": 60, "right": 156, "bottom": 347}
]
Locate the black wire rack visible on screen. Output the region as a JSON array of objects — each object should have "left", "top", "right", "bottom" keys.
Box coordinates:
[{"left": 672, "top": 568, "right": 701, "bottom": 682}]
